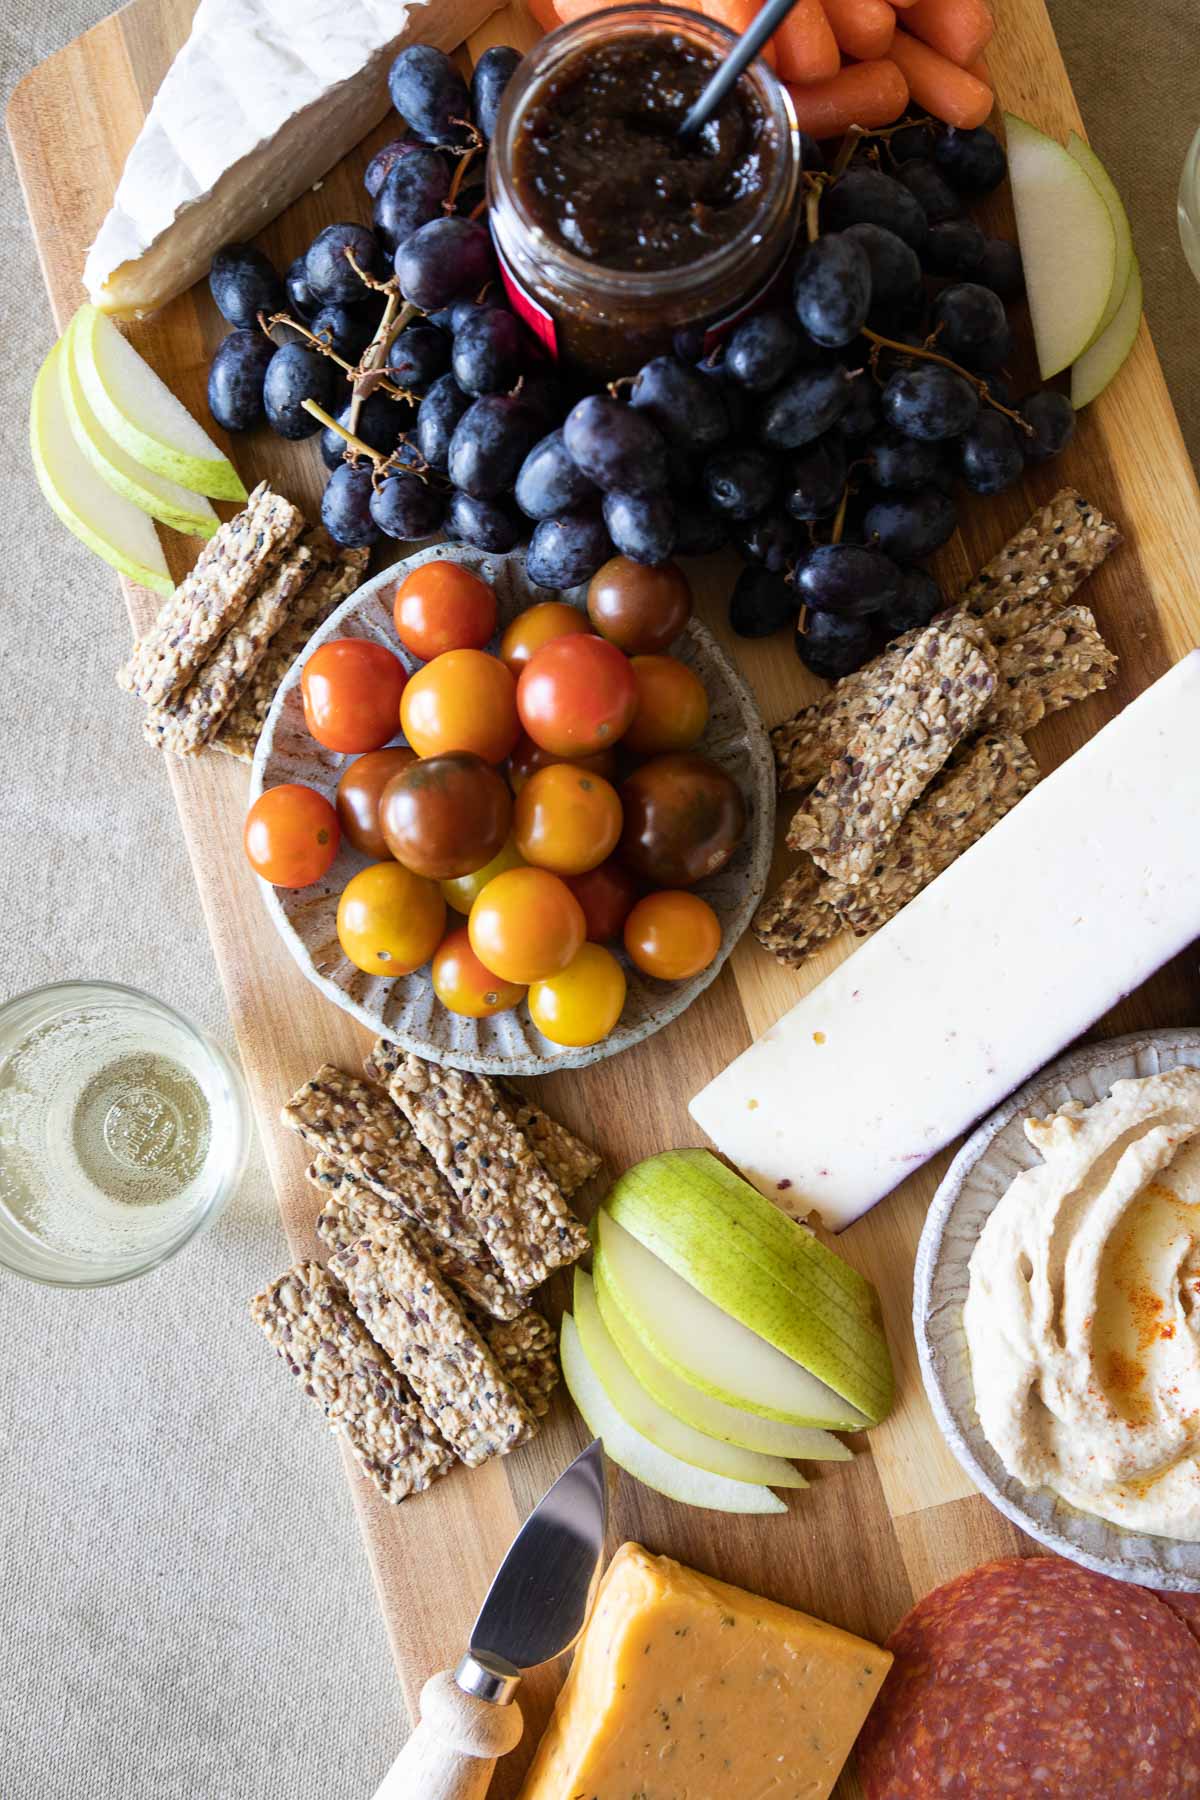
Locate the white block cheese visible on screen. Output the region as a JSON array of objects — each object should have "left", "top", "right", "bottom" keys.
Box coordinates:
[
  {"left": 84, "top": 0, "right": 503, "bottom": 318},
  {"left": 690, "top": 652, "right": 1200, "bottom": 1231}
]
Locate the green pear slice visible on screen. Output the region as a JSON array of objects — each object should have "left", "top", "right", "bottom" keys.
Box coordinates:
[
  {"left": 593, "top": 1259, "right": 852, "bottom": 1462},
  {"left": 71, "top": 304, "right": 247, "bottom": 501},
  {"left": 1066, "top": 132, "right": 1135, "bottom": 344},
  {"left": 60, "top": 312, "right": 218, "bottom": 538},
  {"left": 574, "top": 1269, "right": 809, "bottom": 1488},
  {"left": 1005, "top": 113, "right": 1116, "bottom": 379},
  {"left": 1071, "top": 255, "right": 1143, "bottom": 408},
  {"left": 31, "top": 343, "right": 173, "bottom": 595},
  {"left": 594, "top": 1210, "right": 869, "bottom": 1430},
  {"left": 606, "top": 1150, "right": 893, "bottom": 1424},
  {"left": 560, "top": 1312, "right": 787, "bottom": 1516}
]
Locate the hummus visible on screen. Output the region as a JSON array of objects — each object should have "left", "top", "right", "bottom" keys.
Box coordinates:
[{"left": 964, "top": 1068, "right": 1200, "bottom": 1542}]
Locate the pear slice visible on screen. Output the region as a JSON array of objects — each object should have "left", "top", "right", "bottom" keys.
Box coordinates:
[
  {"left": 60, "top": 312, "right": 218, "bottom": 538},
  {"left": 1005, "top": 113, "right": 1116, "bottom": 379},
  {"left": 606, "top": 1150, "right": 893, "bottom": 1424},
  {"left": 71, "top": 304, "right": 247, "bottom": 501},
  {"left": 561, "top": 1312, "right": 788, "bottom": 1516},
  {"left": 1071, "top": 255, "right": 1143, "bottom": 408},
  {"left": 1066, "top": 131, "right": 1135, "bottom": 344},
  {"left": 31, "top": 343, "right": 172, "bottom": 594},
  {"left": 574, "top": 1269, "right": 809, "bottom": 1488},
  {"left": 593, "top": 1259, "right": 852, "bottom": 1463},
  {"left": 594, "top": 1210, "right": 869, "bottom": 1431}
]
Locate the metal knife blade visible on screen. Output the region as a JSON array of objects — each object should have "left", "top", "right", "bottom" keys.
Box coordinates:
[{"left": 468, "top": 1439, "right": 607, "bottom": 1676}]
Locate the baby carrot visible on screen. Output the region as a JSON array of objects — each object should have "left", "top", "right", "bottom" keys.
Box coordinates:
[
  {"left": 699, "top": 0, "right": 778, "bottom": 68},
  {"left": 888, "top": 29, "right": 994, "bottom": 128},
  {"left": 821, "top": 0, "right": 896, "bottom": 60},
  {"left": 785, "top": 59, "right": 910, "bottom": 136},
  {"left": 967, "top": 52, "right": 991, "bottom": 85},
  {"left": 773, "top": 0, "right": 841, "bottom": 85},
  {"left": 902, "top": 0, "right": 994, "bottom": 67}
]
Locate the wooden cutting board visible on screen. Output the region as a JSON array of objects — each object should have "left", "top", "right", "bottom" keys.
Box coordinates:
[{"left": 10, "top": 3, "right": 1200, "bottom": 1793}]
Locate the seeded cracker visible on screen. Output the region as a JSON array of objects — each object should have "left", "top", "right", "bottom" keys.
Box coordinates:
[
  {"left": 983, "top": 603, "right": 1117, "bottom": 732},
  {"left": 493, "top": 1081, "right": 601, "bottom": 1198},
  {"left": 330, "top": 1233, "right": 538, "bottom": 1467},
  {"left": 283, "top": 1067, "right": 523, "bottom": 1321},
  {"left": 787, "top": 616, "right": 997, "bottom": 879},
  {"left": 469, "top": 1307, "right": 559, "bottom": 1419},
  {"left": 118, "top": 484, "right": 305, "bottom": 707},
  {"left": 366, "top": 1045, "right": 590, "bottom": 1294},
  {"left": 753, "top": 859, "right": 843, "bottom": 967},
  {"left": 960, "top": 488, "right": 1121, "bottom": 617},
  {"left": 250, "top": 1261, "right": 454, "bottom": 1504}
]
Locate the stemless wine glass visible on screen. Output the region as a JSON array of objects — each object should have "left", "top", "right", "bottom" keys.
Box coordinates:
[{"left": 1178, "top": 127, "right": 1200, "bottom": 281}]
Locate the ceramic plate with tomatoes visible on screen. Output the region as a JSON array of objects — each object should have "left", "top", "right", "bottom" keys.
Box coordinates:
[{"left": 249, "top": 544, "right": 774, "bottom": 1075}]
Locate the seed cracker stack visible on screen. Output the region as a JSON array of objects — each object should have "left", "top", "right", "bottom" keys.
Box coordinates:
[
  {"left": 758, "top": 491, "right": 1120, "bottom": 971},
  {"left": 117, "top": 481, "right": 367, "bottom": 761},
  {"left": 252, "top": 1048, "right": 600, "bottom": 1504}
]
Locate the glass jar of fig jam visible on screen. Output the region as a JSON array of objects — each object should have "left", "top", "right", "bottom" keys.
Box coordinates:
[{"left": 487, "top": 6, "right": 801, "bottom": 381}]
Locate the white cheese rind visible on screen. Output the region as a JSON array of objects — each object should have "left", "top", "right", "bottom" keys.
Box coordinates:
[
  {"left": 84, "top": 0, "right": 503, "bottom": 318},
  {"left": 690, "top": 652, "right": 1200, "bottom": 1231}
]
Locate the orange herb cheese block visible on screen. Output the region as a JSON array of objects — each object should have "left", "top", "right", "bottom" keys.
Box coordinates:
[{"left": 517, "top": 1542, "right": 891, "bottom": 1799}]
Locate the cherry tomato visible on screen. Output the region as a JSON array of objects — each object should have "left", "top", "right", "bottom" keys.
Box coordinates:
[
  {"left": 624, "top": 890, "right": 722, "bottom": 980},
  {"left": 244, "top": 784, "right": 340, "bottom": 888},
  {"left": 379, "top": 752, "right": 512, "bottom": 880},
  {"left": 401, "top": 649, "right": 519, "bottom": 764},
  {"left": 619, "top": 753, "right": 747, "bottom": 887},
  {"left": 336, "top": 861, "right": 445, "bottom": 976},
  {"left": 624, "top": 656, "right": 710, "bottom": 756},
  {"left": 499, "top": 601, "right": 591, "bottom": 676},
  {"left": 432, "top": 925, "right": 526, "bottom": 1018},
  {"left": 335, "top": 747, "right": 417, "bottom": 858},
  {"left": 468, "top": 867, "right": 585, "bottom": 985},
  {"left": 302, "top": 638, "right": 407, "bottom": 753},
  {"left": 393, "top": 561, "right": 497, "bottom": 661},
  {"left": 528, "top": 944, "right": 627, "bottom": 1047},
  {"left": 517, "top": 635, "right": 638, "bottom": 758},
  {"left": 507, "top": 733, "right": 617, "bottom": 794},
  {"left": 513, "top": 763, "right": 623, "bottom": 877},
  {"left": 441, "top": 837, "right": 524, "bottom": 915},
  {"left": 565, "top": 859, "right": 642, "bottom": 942},
  {"left": 587, "top": 557, "right": 692, "bottom": 653}
]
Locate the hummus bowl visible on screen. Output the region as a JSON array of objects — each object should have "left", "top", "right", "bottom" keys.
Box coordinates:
[{"left": 915, "top": 1028, "right": 1200, "bottom": 1591}]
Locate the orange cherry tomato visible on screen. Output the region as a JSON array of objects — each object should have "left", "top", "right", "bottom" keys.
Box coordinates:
[
  {"left": 244, "top": 783, "right": 340, "bottom": 888},
  {"left": 468, "top": 867, "right": 586, "bottom": 985},
  {"left": 624, "top": 890, "right": 723, "bottom": 981},
  {"left": 400, "top": 649, "right": 519, "bottom": 764},
  {"left": 528, "top": 943, "right": 627, "bottom": 1047},
  {"left": 499, "top": 601, "right": 591, "bottom": 676},
  {"left": 513, "top": 763, "right": 623, "bottom": 877},
  {"left": 301, "top": 638, "right": 407, "bottom": 754},
  {"left": 336, "top": 862, "right": 445, "bottom": 976},
  {"left": 441, "top": 837, "right": 524, "bottom": 915},
  {"left": 507, "top": 733, "right": 617, "bottom": 794},
  {"left": 565, "top": 859, "right": 642, "bottom": 942},
  {"left": 379, "top": 752, "right": 513, "bottom": 880},
  {"left": 393, "top": 561, "right": 497, "bottom": 661},
  {"left": 517, "top": 635, "right": 638, "bottom": 758},
  {"left": 586, "top": 557, "right": 692, "bottom": 653},
  {"left": 623, "top": 656, "right": 710, "bottom": 756},
  {"left": 432, "top": 925, "right": 526, "bottom": 1018},
  {"left": 336, "top": 747, "right": 417, "bottom": 858}
]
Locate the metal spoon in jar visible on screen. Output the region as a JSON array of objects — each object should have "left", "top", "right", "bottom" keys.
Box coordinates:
[{"left": 678, "top": 0, "right": 805, "bottom": 138}]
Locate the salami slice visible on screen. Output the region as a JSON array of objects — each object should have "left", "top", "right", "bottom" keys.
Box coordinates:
[
  {"left": 857, "top": 1558, "right": 1200, "bottom": 1799},
  {"left": 1144, "top": 1586, "right": 1200, "bottom": 1649}
]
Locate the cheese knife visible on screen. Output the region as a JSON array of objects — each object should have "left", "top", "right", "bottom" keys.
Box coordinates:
[{"left": 371, "top": 1438, "right": 608, "bottom": 1800}]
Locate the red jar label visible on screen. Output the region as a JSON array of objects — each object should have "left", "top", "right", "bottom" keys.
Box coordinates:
[{"left": 494, "top": 236, "right": 560, "bottom": 358}]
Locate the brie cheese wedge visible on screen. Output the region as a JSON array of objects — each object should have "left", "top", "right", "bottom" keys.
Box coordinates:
[{"left": 84, "top": 0, "right": 504, "bottom": 319}]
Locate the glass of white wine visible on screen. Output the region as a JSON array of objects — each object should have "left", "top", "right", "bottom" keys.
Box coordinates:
[{"left": 0, "top": 981, "right": 250, "bottom": 1286}]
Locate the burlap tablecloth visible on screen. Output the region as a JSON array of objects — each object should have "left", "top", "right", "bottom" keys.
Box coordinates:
[{"left": 1, "top": 2, "right": 1197, "bottom": 1795}]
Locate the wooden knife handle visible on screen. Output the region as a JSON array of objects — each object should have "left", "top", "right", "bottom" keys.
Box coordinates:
[{"left": 371, "top": 1670, "right": 525, "bottom": 1800}]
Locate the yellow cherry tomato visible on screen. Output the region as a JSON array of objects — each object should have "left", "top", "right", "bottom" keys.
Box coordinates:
[
  {"left": 432, "top": 926, "right": 526, "bottom": 1018},
  {"left": 623, "top": 656, "right": 710, "bottom": 756},
  {"left": 468, "top": 867, "right": 585, "bottom": 985},
  {"left": 623, "top": 890, "right": 722, "bottom": 981},
  {"left": 528, "top": 943, "right": 627, "bottom": 1047},
  {"left": 336, "top": 862, "right": 445, "bottom": 977},
  {"left": 499, "top": 600, "right": 592, "bottom": 676},
  {"left": 513, "top": 763, "right": 623, "bottom": 877},
  {"left": 400, "top": 649, "right": 519, "bottom": 764},
  {"left": 441, "top": 836, "right": 525, "bottom": 915}
]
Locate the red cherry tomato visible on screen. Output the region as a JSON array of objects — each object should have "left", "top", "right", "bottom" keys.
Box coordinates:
[
  {"left": 336, "top": 747, "right": 418, "bottom": 858},
  {"left": 507, "top": 733, "right": 617, "bottom": 794},
  {"left": 517, "top": 635, "right": 638, "bottom": 758},
  {"left": 586, "top": 557, "right": 692, "bottom": 653},
  {"left": 302, "top": 638, "right": 407, "bottom": 754},
  {"left": 244, "top": 784, "right": 340, "bottom": 888},
  {"left": 432, "top": 926, "right": 526, "bottom": 1018},
  {"left": 565, "top": 859, "right": 642, "bottom": 942},
  {"left": 393, "top": 561, "right": 498, "bottom": 661}
]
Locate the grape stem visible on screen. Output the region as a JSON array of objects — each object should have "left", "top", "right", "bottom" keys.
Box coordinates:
[
  {"left": 468, "top": 197, "right": 490, "bottom": 223},
  {"left": 444, "top": 145, "right": 479, "bottom": 213},
  {"left": 803, "top": 175, "right": 825, "bottom": 245},
  {"left": 302, "top": 398, "right": 384, "bottom": 462},
  {"left": 829, "top": 127, "right": 865, "bottom": 182},
  {"left": 300, "top": 400, "right": 436, "bottom": 487},
  {"left": 259, "top": 311, "right": 355, "bottom": 373},
  {"left": 860, "top": 327, "right": 1035, "bottom": 434},
  {"left": 344, "top": 249, "right": 398, "bottom": 295},
  {"left": 348, "top": 295, "right": 423, "bottom": 433}
]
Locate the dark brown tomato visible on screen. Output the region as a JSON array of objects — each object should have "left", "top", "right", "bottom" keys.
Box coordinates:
[
  {"left": 379, "top": 751, "right": 513, "bottom": 880},
  {"left": 586, "top": 555, "right": 693, "bottom": 653},
  {"left": 618, "top": 752, "right": 746, "bottom": 887},
  {"left": 336, "top": 747, "right": 418, "bottom": 858}
]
